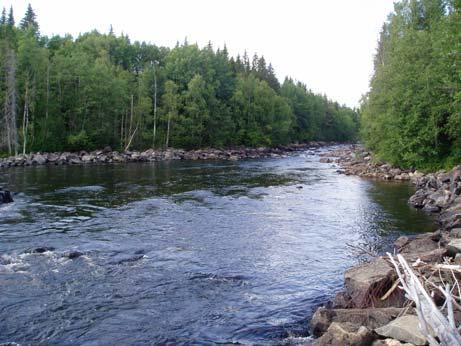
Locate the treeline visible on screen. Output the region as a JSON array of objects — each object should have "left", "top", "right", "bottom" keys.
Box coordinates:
[
  {"left": 361, "top": 0, "right": 461, "bottom": 170},
  {"left": 0, "top": 5, "right": 358, "bottom": 155}
]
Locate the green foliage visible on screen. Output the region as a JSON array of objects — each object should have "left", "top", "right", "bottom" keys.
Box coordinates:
[
  {"left": 0, "top": 5, "right": 358, "bottom": 154},
  {"left": 361, "top": 0, "right": 461, "bottom": 169},
  {"left": 67, "top": 130, "right": 90, "bottom": 151}
]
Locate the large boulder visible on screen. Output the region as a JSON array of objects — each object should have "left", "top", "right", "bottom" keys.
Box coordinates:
[
  {"left": 310, "top": 307, "right": 409, "bottom": 337},
  {"left": 344, "top": 257, "right": 403, "bottom": 308},
  {"left": 375, "top": 315, "right": 427, "bottom": 346},
  {"left": 313, "top": 322, "right": 375, "bottom": 346}
]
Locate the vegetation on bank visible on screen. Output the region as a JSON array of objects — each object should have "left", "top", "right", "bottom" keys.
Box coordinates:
[
  {"left": 361, "top": 0, "right": 461, "bottom": 170},
  {"left": 0, "top": 5, "right": 358, "bottom": 156}
]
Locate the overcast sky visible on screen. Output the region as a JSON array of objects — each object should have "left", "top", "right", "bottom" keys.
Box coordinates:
[{"left": 6, "top": 0, "right": 395, "bottom": 107}]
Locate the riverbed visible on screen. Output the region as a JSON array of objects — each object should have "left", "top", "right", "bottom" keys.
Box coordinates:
[{"left": 0, "top": 146, "right": 435, "bottom": 345}]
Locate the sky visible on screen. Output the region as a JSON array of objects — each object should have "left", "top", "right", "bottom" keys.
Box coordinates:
[{"left": 5, "top": 0, "right": 395, "bottom": 107}]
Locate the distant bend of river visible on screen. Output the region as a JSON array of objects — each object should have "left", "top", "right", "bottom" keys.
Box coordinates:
[{"left": 0, "top": 146, "right": 435, "bottom": 345}]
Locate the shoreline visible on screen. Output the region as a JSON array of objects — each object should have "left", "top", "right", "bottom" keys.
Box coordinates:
[
  {"left": 309, "top": 145, "right": 461, "bottom": 345},
  {"left": 0, "top": 142, "right": 333, "bottom": 170}
]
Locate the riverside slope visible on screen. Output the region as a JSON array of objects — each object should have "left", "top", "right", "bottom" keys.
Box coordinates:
[{"left": 310, "top": 146, "right": 461, "bottom": 346}]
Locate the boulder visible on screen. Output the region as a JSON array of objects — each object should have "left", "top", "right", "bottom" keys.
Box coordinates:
[
  {"left": 313, "top": 322, "right": 374, "bottom": 346},
  {"left": 394, "top": 236, "right": 410, "bottom": 250},
  {"left": 409, "top": 189, "right": 428, "bottom": 209},
  {"left": 398, "top": 234, "right": 440, "bottom": 255},
  {"left": 450, "top": 228, "right": 461, "bottom": 238},
  {"left": 81, "top": 154, "right": 94, "bottom": 163},
  {"left": 375, "top": 315, "right": 427, "bottom": 345},
  {"left": 447, "top": 239, "right": 461, "bottom": 256},
  {"left": 344, "top": 257, "right": 403, "bottom": 308},
  {"left": 32, "top": 153, "right": 47, "bottom": 165},
  {"left": 310, "top": 307, "right": 409, "bottom": 337},
  {"left": 439, "top": 198, "right": 461, "bottom": 230}
]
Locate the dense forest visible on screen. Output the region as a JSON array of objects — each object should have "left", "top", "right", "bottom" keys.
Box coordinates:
[
  {"left": 361, "top": 0, "right": 461, "bottom": 170},
  {"left": 0, "top": 5, "right": 358, "bottom": 155}
]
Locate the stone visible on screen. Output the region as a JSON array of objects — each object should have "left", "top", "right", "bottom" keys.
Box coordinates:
[
  {"left": 447, "top": 239, "right": 461, "bottom": 256},
  {"left": 32, "top": 153, "right": 47, "bottom": 165},
  {"left": 439, "top": 199, "right": 461, "bottom": 230},
  {"left": 375, "top": 315, "right": 427, "bottom": 346},
  {"left": 310, "top": 307, "right": 409, "bottom": 337},
  {"left": 394, "top": 236, "right": 410, "bottom": 250},
  {"left": 81, "top": 154, "right": 94, "bottom": 163},
  {"left": 332, "top": 291, "right": 353, "bottom": 308},
  {"left": 0, "top": 189, "right": 14, "bottom": 204},
  {"left": 409, "top": 189, "right": 428, "bottom": 209},
  {"left": 313, "top": 322, "right": 374, "bottom": 346},
  {"left": 344, "top": 257, "right": 403, "bottom": 308},
  {"left": 398, "top": 235, "right": 440, "bottom": 255},
  {"left": 450, "top": 228, "right": 461, "bottom": 238}
]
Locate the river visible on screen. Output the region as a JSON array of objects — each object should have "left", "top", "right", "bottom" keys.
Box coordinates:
[{"left": 0, "top": 146, "right": 435, "bottom": 345}]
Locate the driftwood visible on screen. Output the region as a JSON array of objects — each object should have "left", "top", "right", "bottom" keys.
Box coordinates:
[{"left": 387, "top": 253, "right": 461, "bottom": 346}]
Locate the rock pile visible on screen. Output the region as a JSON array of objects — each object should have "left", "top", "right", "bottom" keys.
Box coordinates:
[
  {"left": 0, "top": 143, "right": 326, "bottom": 169},
  {"left": 310, "top": 145, "right": 461, "bottom": 345},
  {"left": 310, "top": 231, "right": 457, "bottom": 345},
  {"left": 321, "top": 146, "right": 414, "bottom": 181},
  {"left": 408, "top": 166, "right": 461, "bottom": 231}
]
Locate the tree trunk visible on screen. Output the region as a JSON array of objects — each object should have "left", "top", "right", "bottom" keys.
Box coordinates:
[
  {"left": 153, "top": 69, "right": 157, "bottom": 149},
  {"left": 5, "top": 49, "right": 18, "bottom": 156},
  {"left": 166, "top": 112, "right": 171, "bottom": 148},
  {"left": 22, "top": 80, "right": 29, "bottom": 155}
]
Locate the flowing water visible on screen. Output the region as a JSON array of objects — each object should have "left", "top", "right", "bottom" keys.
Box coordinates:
[{"left": 0, "top": 147, "right": 435, "bottom": 345}]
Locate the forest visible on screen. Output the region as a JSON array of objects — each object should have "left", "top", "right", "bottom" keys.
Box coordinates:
[
  {"left": 0, "top": 5, "right": 358, "bottom": 155},
  {"left": 361, "top": 0, "right": 461, "bottom": 170}
]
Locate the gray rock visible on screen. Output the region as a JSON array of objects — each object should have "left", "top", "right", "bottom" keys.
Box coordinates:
[
  {"left": 310, "top": 307, "right": 409, "bottom": 337},
  {"left": 313, "top": 322, "right": 375, "bottom": 346},
  {"left": 344, "top": 257, "right": 403, "bottom": 308},
  {"left": 450, "top": 228, "right": 461, "bottom": 238},
  {"left": 447, "top": 239, "right": 461, "bottom": 256},
  {"left": 375, "top": 315, "right": 427, "bottom": 345},
  {"left": 32, "top": 153, "right": 47, "bottom": 165}
]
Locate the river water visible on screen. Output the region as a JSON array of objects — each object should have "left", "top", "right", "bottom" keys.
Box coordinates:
[{"left": 0, "top": 147, "right": 435, "bottom": 345}]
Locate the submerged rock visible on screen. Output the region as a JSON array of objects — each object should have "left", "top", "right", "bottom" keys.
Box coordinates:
[
  {"left": 63, "top": 251, "right": 83, "bottom": 259},
  {"left": 0, "top": 189, "right": 13, "bottom": 204},
  {"left": 25, "top": 246, "right": 55, "bottom": 254}
]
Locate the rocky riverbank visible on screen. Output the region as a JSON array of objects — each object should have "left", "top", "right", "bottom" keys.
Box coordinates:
[
  {"left": 309, "top": 145, "right": 461, "bottom": 345},
  {"left": 320, "top": 145, "right": 417, "bottom": 181},
  {"left": 0, "top": 142, "right": 327, "bottom": 169}
]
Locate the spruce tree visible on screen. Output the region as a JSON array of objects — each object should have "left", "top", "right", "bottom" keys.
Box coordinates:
[
  {"left": 20, "top": 4, "right": 39, "bottom": 34},
  {"left": 1, "top": 8, "right": 6, "bottom": 26},
  {"left": 7, "top": 6, "right": 14, "bottom": 26}
]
